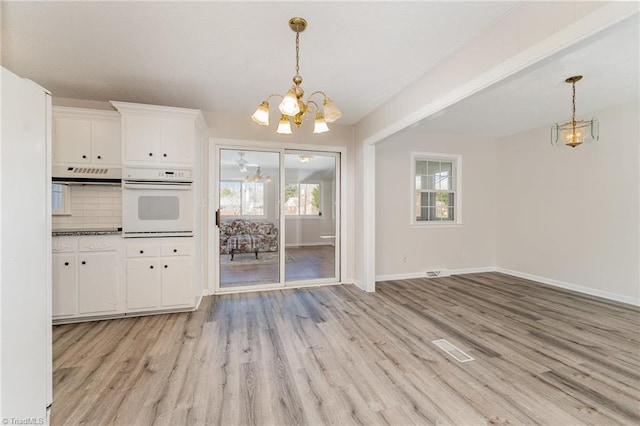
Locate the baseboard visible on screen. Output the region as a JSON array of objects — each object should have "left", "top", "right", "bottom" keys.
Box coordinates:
[
  {"left": 375, "top": 266, "right": 497, "bottom": 282},
  {"left": 351, "top": 278, "right": 374, "bottom": 292},
  {"left": 496, "top": 267, "right": 640, "bottom": 307}
]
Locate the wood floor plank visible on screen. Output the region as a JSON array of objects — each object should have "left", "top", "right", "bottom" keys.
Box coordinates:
[{"left": 51, "top": 272, "right": 640, "bottom": 425}]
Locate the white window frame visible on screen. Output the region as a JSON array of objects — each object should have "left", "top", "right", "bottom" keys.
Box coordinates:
[
  {"left": 284, "top": 181, "right": 322, "bottom": 219},
  {"left": 219, "top": 179, "right": 266, "bottom": 218},
  {"left": 52, "top": 184, "right": 70, "bottom": 215},
  {"left": 410, "top": 152, "right": 462, "bottom": 227}
]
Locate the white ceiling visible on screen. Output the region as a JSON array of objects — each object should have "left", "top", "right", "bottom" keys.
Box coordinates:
[
  {"left": 413, "top": 16, "right": 640, "bottom": 139},
  {"left": 2, "top": 2, "right": 637, "bottom": 139},
  {"left": 1, "top": 1, "right": 519, "bottom": 125}
]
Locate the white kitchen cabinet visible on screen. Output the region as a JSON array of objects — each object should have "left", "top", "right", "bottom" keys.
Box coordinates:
[
  {"left": 77, "top": 252, "right": 119, "bottom": 314},
  {"left": 52, "top": 235, "right": 123, "bottom": 322},
  {"left": 52, "top": 254, "right": 76, "bottom": 317},
  {"left": 125, "top": 258, "right": 160, "bottom": 310},
  {"left": 161, "top": 257, "right": 193, "bottom": 307},
  {"left": 111, "top": 101, "right": 204, "bottom": 166},
  {"left": 125, "top": 238, "right": 194, "bottom": 311},
  {"left": 52, "top": 107, "right": 121, "bottom": 166}
]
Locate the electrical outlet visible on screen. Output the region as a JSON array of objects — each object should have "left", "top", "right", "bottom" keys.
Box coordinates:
[{"left": 402, "top": 254, "right": 407, "bottom": 263}]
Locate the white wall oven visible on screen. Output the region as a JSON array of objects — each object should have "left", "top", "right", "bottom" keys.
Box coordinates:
[{"left": 123, "top": 167, "right": 193, "bottom": 237}]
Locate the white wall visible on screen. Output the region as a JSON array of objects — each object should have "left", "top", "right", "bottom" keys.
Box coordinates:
[
  {"left": 496, "top": 101, "right": 640, "bottom": 304},
  {"left": 352, "top": 1, "right": 638, "bottom": 291},
  {"left": 375, "top": 130, "right": 497, "bottom": 279}
]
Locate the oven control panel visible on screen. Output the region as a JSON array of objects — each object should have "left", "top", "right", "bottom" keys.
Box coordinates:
[{"left": 124, "top": 167, "right": 192, "bottom": 182}]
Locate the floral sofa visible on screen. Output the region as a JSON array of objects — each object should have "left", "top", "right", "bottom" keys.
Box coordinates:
[{"left": 220, "top": 219, "right": 279, "bottom": 260}]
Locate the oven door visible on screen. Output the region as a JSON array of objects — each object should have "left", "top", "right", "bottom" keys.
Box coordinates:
[{"left": 123, "top": 182, "right": 193, "bottom": 237}]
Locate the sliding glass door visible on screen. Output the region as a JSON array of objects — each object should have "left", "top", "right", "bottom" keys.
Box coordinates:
[
  {"left": 215, "top": 147, "right": 340, "bottom": 291},
  {"left": 218, "top": 149, "right": 280, "bottom": 288},
  {"left": 284, "top": 151, "right": 339, "bottom": 285}
]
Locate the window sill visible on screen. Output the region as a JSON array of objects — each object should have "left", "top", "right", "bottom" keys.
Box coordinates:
[{"left": 410, "top": 222, "right": 463, "bottom": 228}]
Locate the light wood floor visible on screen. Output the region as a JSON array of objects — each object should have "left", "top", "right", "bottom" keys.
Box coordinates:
[
  {"left": 51, "top": 272, "right": 640, "bottom": 425},
  {"left": 220, "top": 245, "right": 335, "bottom": 287}
]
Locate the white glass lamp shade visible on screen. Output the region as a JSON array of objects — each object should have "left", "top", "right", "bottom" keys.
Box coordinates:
[
  {"left": 323, "top": 98, "right": 342, "bottom": 122},
  {"left": 313, "top": 112, "right": 330, "bottom": 134},
  {"left": 551, "top": 118, "right": 599, "bottom": 148},
  {"left": 279, "top": 88, "right": 300, "bottom": 115},
  {"left": 251, "top": 101, "right": 270, "bottom": 126},
  {"left": 276, "top": 114, "right": 292, "bottom": 135},
  {"left": 265, "top": 175, "right": 272, "bottom": 183}
]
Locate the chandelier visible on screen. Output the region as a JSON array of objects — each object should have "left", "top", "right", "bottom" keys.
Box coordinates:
[
  {"left": 551, "top": 75, "right": 599, "bottom": 148},
  {"left": 244, "top": 166, "right": 271, "bottom": 183},
  {"left": 251, "top": 17, "right": 342, "bottom": 135}
]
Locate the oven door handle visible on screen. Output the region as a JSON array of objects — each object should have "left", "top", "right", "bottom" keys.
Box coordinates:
[{"left": 123, "top": 183, "right": 192, "bottom": 190}]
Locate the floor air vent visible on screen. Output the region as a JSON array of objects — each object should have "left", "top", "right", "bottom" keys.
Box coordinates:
[
  {"left": 425, "top": 269, "right": 450, "bottom": 278},
  {"left": 432, "top": 339, "right": 474, "bottom": 363}
]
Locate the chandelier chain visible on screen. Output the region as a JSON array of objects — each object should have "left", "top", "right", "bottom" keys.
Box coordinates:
[
  {"left": 295, "top": 31, "right": 300, "bottom": 78},
  {"left": 571, "top": 80, "right": 577, "bottom": 135}
]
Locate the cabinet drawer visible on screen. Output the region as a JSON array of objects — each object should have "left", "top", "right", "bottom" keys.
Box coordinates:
[
  {"left": 126, "top": 245, "right": 159, "bottom": 258},
  {"left": 52, "top": 237, "right": 78, "bottom": 253},
  {"left": 160, "top": 243, "right": 192, "bottom": 257},
  {"left": 78, "top": 236, "right": 120, "bottom": 252}
]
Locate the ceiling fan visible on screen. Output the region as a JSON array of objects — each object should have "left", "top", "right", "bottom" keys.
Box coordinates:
[{"left": 236, "top": 152, "right": 260, "bottom": 172}]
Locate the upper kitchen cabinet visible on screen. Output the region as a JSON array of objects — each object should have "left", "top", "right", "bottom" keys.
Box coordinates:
[
  {"left": 111, "top": 101, "right": 207, "bottom": 166},
  {"left": 52, "top": 107, "right": 121, "bottom": 166}
]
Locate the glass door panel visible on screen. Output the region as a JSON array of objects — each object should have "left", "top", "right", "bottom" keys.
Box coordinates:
[
  {"left": 218, "top": 149, "right": 280, "bottom": 288},
  {"left": 284, "top": 152, "right": 339, "bottom": 284}
]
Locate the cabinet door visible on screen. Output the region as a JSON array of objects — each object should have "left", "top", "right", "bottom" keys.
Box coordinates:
[
  {"left": 53, "top": 118, "right": 91, "bottom": 164},
  {"left": 126, "top": 258, "right": 160, "bottom": 310},
  {"left": 92, "top": 120, "right": 121, "bottom": 164},
  {"left": 52, "top": 254, "right": 76, "bottom": 317},
  {"left": 160, "top": 119, "right": 194, "bottom": 164},
  {"left": 160, "top": 257, "right": 193, "bottom": 307},
  {"left": 77, "top": 253, "right": 119, "bottom": 314},
  {"left": 123, "top": 116, "right": 161, "bottom": 163}
]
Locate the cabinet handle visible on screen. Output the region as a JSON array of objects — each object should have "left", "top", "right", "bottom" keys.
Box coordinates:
[
  {"left": 173, "top": 249, "right": 177, "bottom": 253},
  {"left": 140, "top": 250, "right": 144, "bottom": 254},
  {"left": 97, "top": 155, "right": 102, "bottom": 159},
  {"left": 150, "top": 265, "right": 154, "bottom": 269},
  {"left": 164, "top": 265, "right": 168, "bottom": 268},
  {"left": 163, "top": 153, "right": 167, "bottom": 157},
  {"left": 64, "top": 262, "right": 69, "bottom": 266},
  {"left": 81, "top": 261, "right": 86, "bottom": 265},
  {"left": 82, "top": 155, "right": 87, "bottom": 159},
  {"left": 149, "top": 152, "right": 153, "bottom": 157}
]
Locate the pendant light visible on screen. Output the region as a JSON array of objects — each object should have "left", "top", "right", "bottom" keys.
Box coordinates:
[{"left": 551, "top": 75, "right": 599, "bottom": 148}]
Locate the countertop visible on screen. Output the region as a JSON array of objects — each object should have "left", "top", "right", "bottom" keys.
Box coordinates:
[{"left": 52, "top": 228, "right": 122, "bottom": 237}]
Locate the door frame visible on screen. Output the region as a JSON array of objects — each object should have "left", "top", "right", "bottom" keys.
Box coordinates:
[{"left": 207, "top": 138, "right": 348, "bottom": 294}]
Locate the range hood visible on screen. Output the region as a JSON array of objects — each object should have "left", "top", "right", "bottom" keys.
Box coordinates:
[{"left": 52, "top": 165, "right": 121, "bottom": 184}]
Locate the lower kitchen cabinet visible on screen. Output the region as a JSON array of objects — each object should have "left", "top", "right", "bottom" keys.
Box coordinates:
[
  {"left": 52, "top": 235, "right": 123, "bottom": 321},
  {"left": 78, "top": 252, "right": 119, "bottom": 314},
  {"left": 161, "top": 257, "right": 193, "bottom": 307},
  {"left": 52, "top": 253, "right": 76, "bottom": 316},
  {"left": 125, "top": 238, "right": 194, "bottom": 312},
  {"left": 52, "top": 235, "right": 196, "bottom": 323}
]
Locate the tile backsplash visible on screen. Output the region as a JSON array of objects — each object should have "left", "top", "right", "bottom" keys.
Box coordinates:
[{"left": 52, "top": 185, "right": 122, "bottom": 230}]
